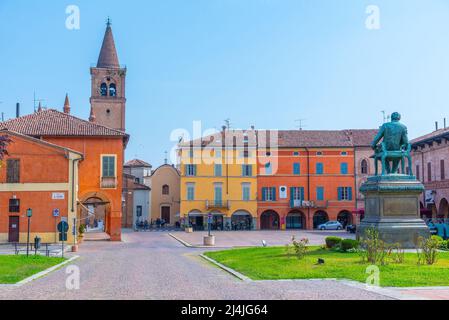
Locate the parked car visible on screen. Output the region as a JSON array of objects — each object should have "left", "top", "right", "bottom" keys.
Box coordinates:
[
  {"left": 347, "top": 224, "right": 357, "bottom": 234},
  {"left": 318, "top": 221, "right": 343, "bottom": 231}
]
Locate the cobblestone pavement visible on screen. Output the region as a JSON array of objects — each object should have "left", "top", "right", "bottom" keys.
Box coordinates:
[
  {"left": 172, "top": 230, "right": 355, "bottom": 247},
  {"left": 0, "top": 230, "right": 391, "bottom": 300}
]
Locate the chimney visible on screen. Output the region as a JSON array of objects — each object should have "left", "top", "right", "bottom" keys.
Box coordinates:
[
  {"left": 436, "top": 121, "right": 439, "bottom": 131},
  {"left": 16, "top": 103, "right": 20, "bottom": 118},
  {"left": 444, "top": 118, "right": 447, "bottom": 129}
]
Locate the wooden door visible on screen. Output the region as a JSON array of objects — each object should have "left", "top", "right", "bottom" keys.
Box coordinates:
[
  {"left": 161, "top": 207, "right": 171, "bottom": 224},
  {"left": 8, "top": 216, "right": 20, "bottom": 242}
]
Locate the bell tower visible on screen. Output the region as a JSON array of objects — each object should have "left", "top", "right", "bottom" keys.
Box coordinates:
[{"left": 90, "top": 19, "right": 126, "bottom": 131}]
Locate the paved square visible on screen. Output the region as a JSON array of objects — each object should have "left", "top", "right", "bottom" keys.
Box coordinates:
[{"left": 171, "top": 230, "right": 355, "bottom": 247}]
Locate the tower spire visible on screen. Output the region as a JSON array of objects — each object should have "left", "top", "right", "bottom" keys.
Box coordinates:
[
  {"left": 97, "top": 18, "right": 120, "bottom": 68},
  {"left": 63, "top": 93, "right": 71, "bottom": 114}
]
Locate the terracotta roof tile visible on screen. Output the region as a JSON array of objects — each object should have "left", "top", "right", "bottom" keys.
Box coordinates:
[
  {"left": 0, "top": 109, "right": 128, "bottom": 138},
  {"left": 124, "top": 159, "right": 152, "bottom": 168},
  {"left": 179, "top": 129, "right": 378, "bottom": 148}
]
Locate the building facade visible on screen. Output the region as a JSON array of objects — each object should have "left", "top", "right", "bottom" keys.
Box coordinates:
[
  {"left": 146, "top": 164, "right": 181, "bottom": 226},
  {"left": 1, "top": 110, "right": 128, "bottom": 241},
  {"left": 179, "top": 129, "right": 378, "bottom": 231},
  {"left": 0, "top": 130, "right": 82, "bottom": 243},
  {"left": 412, "top": 126, "right": 449, "bottom": 220},
  {"left": 123, "top": 159, "right": 152, "bottom": 228},
  {"left": 257, "top": 130, "right": 357, "bottom": 230},
  {"left": 179, "top": 130, "right": 258, "bottom": 230}
]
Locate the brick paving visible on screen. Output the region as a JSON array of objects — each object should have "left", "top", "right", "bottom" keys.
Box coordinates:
[{"left": 0, "top": 230, "right": 394, "bottom": 300}]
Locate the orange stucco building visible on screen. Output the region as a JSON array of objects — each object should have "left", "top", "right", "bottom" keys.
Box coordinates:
[
  {"left": 0, "top": 109, "right": 129, "bottom": 241},
  {"left": 257, "top": 130, "right": 375, "bottom": 230},
  {"left": 0, "top": 130, "right": 82, "bottom": 243},
  {"left": 0, "top": 22, "right": 129, "bottom": 242}
]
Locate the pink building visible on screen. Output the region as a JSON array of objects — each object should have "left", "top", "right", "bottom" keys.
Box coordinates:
[{"left": 411, "top": 126, "right": 449, "bottom": 220}]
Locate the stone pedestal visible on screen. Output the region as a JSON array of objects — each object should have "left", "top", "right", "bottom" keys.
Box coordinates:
[
  {"left": 357, "top": 175, "right": 430, "bottom": 249},
  {"left": 204, "top": 235, "right": 215, "bottom": 246}
]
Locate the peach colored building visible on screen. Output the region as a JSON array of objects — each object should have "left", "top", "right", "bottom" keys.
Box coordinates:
[
  {"left": 147, "top": 164, "right": 181, "bottom": 226},
  {"left": 412, "top": 126, "right": 449, "bottom": 220}
]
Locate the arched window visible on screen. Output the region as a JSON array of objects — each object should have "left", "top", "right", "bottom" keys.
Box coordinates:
[
  {"left": 361, "top": 159, "right": 368, "bottom": 174},
  {"left": 109, "top": 83, "right": 117, "bottom": 97},
  {"left": 162, "top": 185, "right": 170, "bottom": 195},
  {"left": 100, "top": 83, "right": 108, "bottom": 96}
]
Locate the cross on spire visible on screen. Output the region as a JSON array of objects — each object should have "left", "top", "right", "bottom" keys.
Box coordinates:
[{"left": 106, "top": 17, "right": 112, "bottom": 27}]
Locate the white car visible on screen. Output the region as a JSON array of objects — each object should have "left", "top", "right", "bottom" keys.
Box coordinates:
[{"left": 318, "top": 221, "right": 343, "bottom": 230}]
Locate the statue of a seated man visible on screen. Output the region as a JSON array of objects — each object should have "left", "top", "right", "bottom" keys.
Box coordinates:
[{"left": 371, "top": 112, "right": 412, "bottom": 175}]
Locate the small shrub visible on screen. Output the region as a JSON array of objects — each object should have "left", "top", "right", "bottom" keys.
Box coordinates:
[
  {"left": 325, "top": 236, "right": 342, "bottom": 249},
  {"left": 417, "top": 236, "right": 439, "bottom": 265},
  {"left": 359, "top": 228, "right": 390, "bottom": 265},
  {"left": 341, "top": 239, "right": 359, "bottom": 252},
  {"left": 390, "top": 243, "right": 405, "bottom": 264},
  {"left": 290, "top": 236, "right": 309, "bottom": 260}
]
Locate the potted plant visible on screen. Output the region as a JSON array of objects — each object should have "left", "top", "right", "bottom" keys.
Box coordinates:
[{"left": 77, "top": 224, "right": 86, "bottom": 243}]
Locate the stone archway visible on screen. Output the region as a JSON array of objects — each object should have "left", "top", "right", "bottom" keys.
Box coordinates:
[
  {"left": 438, "top": 198, "right": 449, "bottom": 219},
  {"left": 78, "top": 192, "right": 112, "bottom": 235},
  {"left": 260, "top": 210, "right": 280, "bottom": 230},
  {"left": 337, "top": 210, "right": 353, "bottom": 228},
  {"left": 313, "top": 211, "right": 329, "bottom": 229},
  {"left": 286, "top": 211, "right": 306, "bottom": 230},
  {"left": 232, "top": 210, "right": 253, "bottom": 231}
]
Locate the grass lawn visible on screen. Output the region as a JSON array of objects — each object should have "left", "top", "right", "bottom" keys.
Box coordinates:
[
  {"left": 205, "top": 247, "right": 449, "bottom": 287},
  {"left": 0, "top": 255, "right": 66, "bottom": 284}
]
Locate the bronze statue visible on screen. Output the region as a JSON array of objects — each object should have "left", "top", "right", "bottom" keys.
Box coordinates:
[{"left": 371, "top": 112, "right": 413, "bottom": 176}]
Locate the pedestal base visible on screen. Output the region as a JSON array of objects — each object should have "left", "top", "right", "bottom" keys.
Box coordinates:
[
  {"left": 358, "top": 218, "right": 430, "bottom": 249},
  {"left": 358, "top": 175, "right": 430, "bottom": 249}
]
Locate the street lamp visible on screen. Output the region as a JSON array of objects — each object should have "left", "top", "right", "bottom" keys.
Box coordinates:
[{"left": 26, "top": 208, "right": 32, "bottom": 257}]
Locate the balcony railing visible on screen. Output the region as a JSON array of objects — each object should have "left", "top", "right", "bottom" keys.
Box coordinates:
[
  {"left": 206, "top": 200, "right": 230, "bottom": 210},
  {"left": 290, "top": 200, "right": 329, "bottom": 209},
  {"left": 101, "top": 176, "right": 118, "bottom": 189}
]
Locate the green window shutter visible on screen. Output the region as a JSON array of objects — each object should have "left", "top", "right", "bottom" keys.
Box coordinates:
[
  {"left": 317, "top": 187, "right": 324, "bottom": 201},
  {"left": 316, "top": 163, "right": 323, "bottom": 174},
  {"left": 272, "top": 187, "right": 277, "bottom": 201},
  {"left": 293, "top": 163, "right": 300, "bottom": 175},
  {"left": 337, "top": 187, "right": 342, "bottom": 201},
  {"left": 261, "top": 187, "right": 266, "bottom": 201},
  {"left": 249, "top": 165, "right": 253, "bottom": 177},
  {"left": 341, "top": 163, "right": 348, "bottom": 174},
  {"left": 290, "top": 187, "right": 295, "bottom": 207},
  {"left": 300, "top": 187, "right": 305, "bottom": 201},
  {"left": 348, "top": 187, "right": 353, "bottom": 201}
]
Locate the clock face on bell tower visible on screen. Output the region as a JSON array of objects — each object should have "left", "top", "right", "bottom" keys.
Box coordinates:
[{"left": 89, "top": 21, "right": 127, "bottom": 132}]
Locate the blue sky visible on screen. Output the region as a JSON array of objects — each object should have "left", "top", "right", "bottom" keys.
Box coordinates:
[{"left": 1, "top": 0, "right": 449, "bottom": 167}]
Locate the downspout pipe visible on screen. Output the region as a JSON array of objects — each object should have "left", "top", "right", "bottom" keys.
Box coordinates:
[{"left": 305, "top": 147, "right": 311, "bottom": 229}]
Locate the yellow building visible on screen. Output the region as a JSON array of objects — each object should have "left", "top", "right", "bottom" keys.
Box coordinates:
[{"left": 179, "top": 129, "right": 257, "bottom": 230}]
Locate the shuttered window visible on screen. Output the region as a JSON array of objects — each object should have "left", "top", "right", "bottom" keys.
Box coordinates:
[
  {"left": 6, "top": 159, "right": 20, "bottom": 183},
  {"left": 102, "top": 156, "right": 116, "bottom": 177}
]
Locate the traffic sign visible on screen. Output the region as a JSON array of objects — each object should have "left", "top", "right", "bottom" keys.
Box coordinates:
[
  {"left": 59, "top": 233, "right": 68, "bottom": 242},
  {"left": 53, "top": 209, "right": 60, "bottom": 218},
  {"left": 57, "top": 221, "right": 69, "bottom": 233}
]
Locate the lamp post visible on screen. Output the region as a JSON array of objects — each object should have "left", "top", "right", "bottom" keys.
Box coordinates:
[{"left": 26, "top": 208, "right": 32, "bottom": 257}]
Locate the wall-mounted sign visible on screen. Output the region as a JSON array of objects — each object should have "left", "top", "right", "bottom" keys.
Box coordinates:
[
  {"left": 279, "top": 186, "right": 288, "bottom": 199},
  {"left": 425, "top": 190, "right": 436, "bottom": 205},
  {"left": 53, "top": 209, "right": 60, "bottom": 217},
  {"left": 52, "top": 193, "right": 65, "bottom": 200}
]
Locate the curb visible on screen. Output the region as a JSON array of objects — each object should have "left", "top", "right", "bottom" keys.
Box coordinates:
[
  {"left": 168, "top": 233, "right": 231, "bottom": 249},
  {"left": 14, "top": 255, "right": 80, "bottom": 287},
  {"left": 168, "top": 233, "right": 193, "bottom": 247},
  {"left": 200, "top": 254, "right": 252, "bottom": 282}
]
